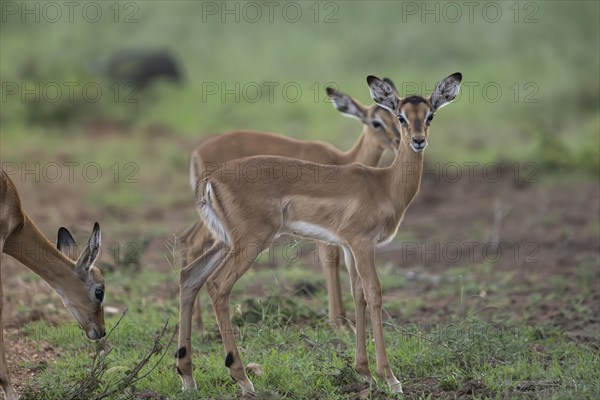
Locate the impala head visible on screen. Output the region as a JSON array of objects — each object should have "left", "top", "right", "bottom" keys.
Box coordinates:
[
  {"left": 326, "top": 84, "right": 402, "bottom": 151},
  {"left": 367, "top": 73, "right": 462, "bottom": 153},
  {"left": 56, "top": 222, "right": 106, "bottom": 340}
]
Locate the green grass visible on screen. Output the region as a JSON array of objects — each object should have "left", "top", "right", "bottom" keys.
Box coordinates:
[{"left": 15, "top": 266, "right": 599, "bottom": 400}]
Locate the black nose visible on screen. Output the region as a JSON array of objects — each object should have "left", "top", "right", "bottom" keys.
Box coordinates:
[{"left": 412, "top": 138, "right": 426, "bottom": 145}]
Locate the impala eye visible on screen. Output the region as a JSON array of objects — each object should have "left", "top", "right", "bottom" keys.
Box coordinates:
[
  {"left": 371, "top": 120, "right": 383, "bottom": 129},
  {"left": 398, "top": 115, "right": 407, "bottom": 125},
  {"left": 426, "top": 114, "right": 435, "bottom": 125},
  {"left": 95, "top": 288, "right": 104, "bottom": 302}
]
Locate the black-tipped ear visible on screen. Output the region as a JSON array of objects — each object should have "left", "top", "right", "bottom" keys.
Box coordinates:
[
  {"left": 57, "top": 227, "right": 78, "bottom": 260},
  {"left": 367, "top": 75, "right": 399, "bottom": 113},
  {"left": 93, "top": 222, "right": 100, "bottom": 236},
  {"left": 366, "top": 75, "right": 380, "bottom": 86},
  {"left": 430, "top": 72, "right": 462, "bottom": 111},
  {"left": 90, "top": 222, "right": 101, "bottom": 253},
  {"left": 326, "top": 87, "right": 368, "bottom": 123}
]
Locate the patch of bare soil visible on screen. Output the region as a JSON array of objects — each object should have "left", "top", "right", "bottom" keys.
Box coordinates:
[
  {"left": 2, "top": 334, "right": 60, "bottom": 396},
  {"left": 377, "top": 164, "right": 599, "bottom": 338}
]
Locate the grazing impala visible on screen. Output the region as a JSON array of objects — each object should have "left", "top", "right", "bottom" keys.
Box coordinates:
[
  {"left": 0, "top": 170, "right": 106, "bottom": 400},
  {"left": 176, "top": 73, "right": 462, "bottom": 394},
  {"left": 181, "top": 84, "right": 402, "bottom": 328}
]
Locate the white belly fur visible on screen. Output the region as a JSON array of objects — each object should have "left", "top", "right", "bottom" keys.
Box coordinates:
[{"left": 286, "top": 221, "right": 343, "bottom": 245}]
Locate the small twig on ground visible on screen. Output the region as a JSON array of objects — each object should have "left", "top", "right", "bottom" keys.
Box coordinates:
[
  {"left": 65, "top": 310, "right": 129, "bottom": 399},
  {"left": 65, "top": 310, "right": 176, "bottom": 400},
  {"left": 92, "top": 320, "right": 176, "bottom": 400}
]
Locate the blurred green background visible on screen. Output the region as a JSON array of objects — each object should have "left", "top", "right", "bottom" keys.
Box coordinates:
[{"left": 2, "top": 0, "right": 598, "bottom": 174}]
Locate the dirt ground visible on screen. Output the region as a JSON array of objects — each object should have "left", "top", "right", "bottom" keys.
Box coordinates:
[
  {"left": 386, "top": 163, "right": 599, "bottom": 332},
  {"left": 2, "top": 147, "right": 599, "bottom": 397}
]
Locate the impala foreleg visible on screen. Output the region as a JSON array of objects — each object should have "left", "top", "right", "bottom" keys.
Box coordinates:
[
  {"left": 342, "top": 245, "right": 372, "bottom": 383},
  {"left": 351, "top": 242, "right": 402, "bottom": 393},
  {"left": 317, "top": 243, "right": 346, "bottom": 328}
]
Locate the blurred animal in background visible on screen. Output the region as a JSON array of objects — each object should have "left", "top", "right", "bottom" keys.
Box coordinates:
[
  {"left": 14, "top": 50, "right": 182, "bottom": 128},
  {"left": 103, "top": 49, "right": 182, "bottom": 91}
]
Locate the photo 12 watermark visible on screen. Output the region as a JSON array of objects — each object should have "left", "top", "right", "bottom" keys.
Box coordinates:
[
  {"left": 400, "top": 80, "right": 539, "bottom": 104},
  {"left": 399, "top": 1, "right": 540, "bottom": 24},
  {"left": 421, "top": 162, "right": 540, "bottom": 184},
  {"left": 1, "top": 161, "right": 140, "bottom": 184},
  {"left": 1, "top": 81, "right": 140, "bottom": 104},
  {"left": 199, "top": 1, "right": 340, "bottom": 24},
  {"left": 398, "top": 240, "right": 539, "bottom": 264},
  {"left": 200, "top": 160, "right": 341, "bottom": 184},
  {"left": 1, "top": 1, "right": 140, "bottom": 24},
  {"left": 1, "top": 239, "right": 146, "bottom": 267},
  {"left": 199, "top": 81, "right": 340, "bottom": 104}
]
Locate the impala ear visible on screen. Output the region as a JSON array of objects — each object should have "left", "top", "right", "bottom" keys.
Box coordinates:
[
  {"left": 57, "top": 227, "right": 79, "bottom": 260},
  {"left": 429, "top": 72, "right": 462, "bottom": 111},
  {"left": 325, "top": 87, "right": 368, "bottom": 123},
  {"left": 76, "top": 222, "right": 101, "bottom": 276},
  {"left": 367, "top": 75, "right": 399, "bottom": 113},
  {"left": 382, "top": 77, "right": 399, "bottom": 96}
]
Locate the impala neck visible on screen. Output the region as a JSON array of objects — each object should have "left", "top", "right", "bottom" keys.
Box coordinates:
[
  {"left": 388, "top": 141, "right": 424, "bottom": 211},
  {"left": 342, "top": 127, "right": 384, "bottom": 165},
  {"left": 4, "top": 214, "right": 79, "bottom": 293}
]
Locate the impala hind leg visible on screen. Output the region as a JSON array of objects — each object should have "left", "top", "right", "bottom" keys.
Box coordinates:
[
  {"left": 177, "top": 241, "right": 228, "bottom": 390},
  {"left": 206, "top": 236, "right": 271, "bottom": 394},
  {"left": 181, "top": 221, "right": 215, "bottom": 330},
  {"left": 0, "top": 239, "right": 19, "bottom": 400},
  {"left": 190, "top": 237, "right": 215, "bottom": 331}
]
